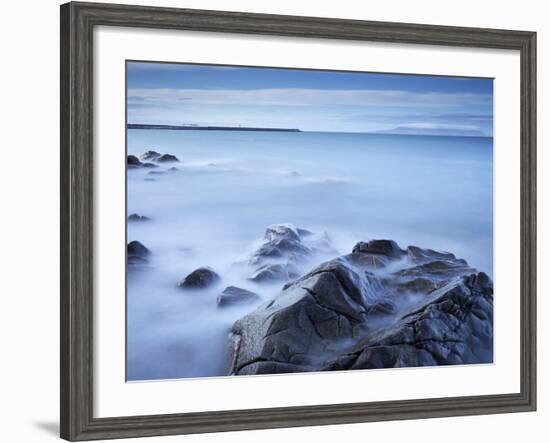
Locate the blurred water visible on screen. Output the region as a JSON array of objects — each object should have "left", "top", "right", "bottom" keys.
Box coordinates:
[{"left": 126, "top": 129, "right": 493, "bottom": 381}]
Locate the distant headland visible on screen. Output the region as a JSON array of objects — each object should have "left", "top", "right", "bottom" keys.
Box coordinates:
[{"left": 127, "top": 123, "right": 301, "bottom": 133}]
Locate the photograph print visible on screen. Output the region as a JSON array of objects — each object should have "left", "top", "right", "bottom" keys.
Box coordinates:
[{"left": 126, "top": 61, "right": 494, "bottom": 381}]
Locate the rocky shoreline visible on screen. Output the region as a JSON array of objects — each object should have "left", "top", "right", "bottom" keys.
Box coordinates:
[
  {"left": 128, "top": 217, "right": 493, "bottom": 376},
  {"left": 128, "top": 150, "right": 493, "bottom": 376}
]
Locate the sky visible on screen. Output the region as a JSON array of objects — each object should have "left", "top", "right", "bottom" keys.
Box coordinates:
[{"left": 127, "top": 61, "right": 493, "bottom": 137}]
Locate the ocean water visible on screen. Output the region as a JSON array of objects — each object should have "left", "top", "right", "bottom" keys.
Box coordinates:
[{"left": 126, "top": 130, "right": 493, "bottom": 381}]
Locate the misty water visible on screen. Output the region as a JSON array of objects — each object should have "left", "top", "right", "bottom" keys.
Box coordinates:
[{"left": 126, "top": 129, "right": 493, "bottom": 381}]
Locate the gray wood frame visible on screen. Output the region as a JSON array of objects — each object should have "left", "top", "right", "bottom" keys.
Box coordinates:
[{"left": 60, "top": 1, "right": 537, "bottom": 441}]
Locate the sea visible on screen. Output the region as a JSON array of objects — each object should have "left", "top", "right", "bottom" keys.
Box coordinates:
[{"left": 126, "top": 129, "right": 493, "bottom": 381}]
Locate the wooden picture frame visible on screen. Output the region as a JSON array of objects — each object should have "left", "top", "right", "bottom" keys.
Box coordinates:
[{"left": 60, "top": 1, "right": 536, "bottom": 440}]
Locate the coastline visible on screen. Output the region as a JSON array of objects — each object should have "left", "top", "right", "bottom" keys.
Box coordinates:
[{"left": 127, "top": 123, "right": 302, "bottom": 132}]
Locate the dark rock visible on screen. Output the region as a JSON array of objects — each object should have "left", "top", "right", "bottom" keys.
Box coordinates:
[
  {"left": 228, "top": 239, "right": 493, "bottom": 376},
  {"left": 352, "top": 239, "right": 406, "bottom": 259},
  {"left": 128, "top": 213, "right": 151, "bottom": 222},
  {"left": 264, "top": 224, "right": 301, "bottom": 242},
  {"left": 248, "top": 224, "right": 324, "bottom": 267},
  {"left": 157, "top": 153, "right": 179, "bottom": 163},
  {"left": 127, "top": 155, "right": 142, "bottom": 167},
  {"left": 366, "top": 299, "right": 396, "bottom": 316},
  {"left": 229, "top": 257, "right": 380, "bottom": 375},
  {"left": 323, "top": 273, "right": 493, "bottom": 370},
  {"left": 217, "top": 286, "right": 260, "bottom": 307},
  {"left": 147, "top": 167, "right": 179, "bottom": 176},
  {"left": 251, "top": 239, "right": 310, "bottom": 264},
  {"left": 140, "top": 150, "right": 161, "bottom": 161},
  {"left": 407, "top": 245, "right": 455, "bottom": 263},
  {"left": 394, "top": 277, "right": 438, "bottom": 293},
  {"left": 248, "top": 263, "right": 299, "bottom": 283},
  {"left": 127, "top": 240, "right": 151, "bottom": 264},
  {"left": 178, "top": 267, "right": 220, "bottom": 290},
  {"left": 394, "top": 259, "right": 476, "bottom": 282},
  {"left": 128, "top": 155, "right": 157, "bottom": 169}
]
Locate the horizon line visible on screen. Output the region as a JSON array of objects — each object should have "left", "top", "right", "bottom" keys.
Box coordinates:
[{"left": 127, "top": 123, "right": 493, "bottom": 139}]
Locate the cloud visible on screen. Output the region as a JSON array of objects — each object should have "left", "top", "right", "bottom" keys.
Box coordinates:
[
  {"left": 377, "top": 122, "right": 488, "bottom": 137},
  {"left": 127, "top": 88, "right": 492, "bottom": 108},
  {"left": 394, "top": 122, "right": 481, "bottom": 131}
]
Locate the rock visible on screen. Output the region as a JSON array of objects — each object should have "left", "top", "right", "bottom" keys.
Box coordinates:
[
  {"left": 394, "top": 259, "right": 476, "bottom": 282},
  {"left": 264, "top": 224, "right": 302, "bottom": 243},
  {"left": 127, "top": 240, "right": 151, "bottom": 264},
  {"left": 128, "top": 213, "right": 151, "bottom": 222},
  {"left": 178, "top": 267, "right": 220, "bottom": 290},
  {"left": 228, "top": 239, "right": 493, "bottom": 375},
  {"left": 245, "top": 224, "right": 337, "bottom": 288},
  {"left": 248, "top": 263, "right": 299, "bottom": 283},
  {"left": 229, "top": 257, "right": 380, "bottom": 375},
  {"left": 324, "top": 273, "right": 493, "bottom": 370},
  {"left": 140, "top": 150, "right": 161, "bottom": 161},
  {"left": 147, "top": 167, "right": 179, "bottom": 176},
  {"left": 352, "top": 239, "right": 406, "bottom": 259},
  {"left": 394, "top": 277, "right": 438, "bottom": 293},
  {"left": 127, "top": 155, "right": 142, "bottom": 167},
  {"left": 407, "top": 245, "right": 456, "bottom": 263},
  {"left": 251, "top": 240, "right": 310, "bottom": 265},
  {"left": 128, "top": 155, "right": 157, "bottom": 168},
  {"left": 217, "top": 286, "right": 260, "bottom": 307},
  {"left": 157, "top": 153, "right": 179, "bottom": 163},
  {"left": 248, "top": 224, "right": 324, "bottom": 267}
]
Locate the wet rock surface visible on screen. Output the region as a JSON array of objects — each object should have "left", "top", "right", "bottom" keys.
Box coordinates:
[
  {"left": 127, "top": 240, "right": 151, "bottom": 265},
  {"left": 178, "top": 267, "right": 220, "bottom": 290},
  {"left": 127, "top": 155, "right": 142, "bottom": 168},
  {"left": 157, "top": 153, "right": 179, "bottom": 163},
  {"left": 128, "top": 213, "right": 151, "bottom": 222},
  {"left": 246, "top": 224, "right": 334, "bottom": 285},
  {"left": 128, "top": 155, "right": 156, "bottom": 169},
  {"left": 323, "top": 272, "right": 493, "bottom": 370},
  {"left": 147, "top": 167, "right": 179, "bottom": 176},
  {"left": 140, "top": 150, "right": 162, "bottom": 161},
  {"left": 248, "top": 263, "right": 300, "bottom": 283},
  {"left": 217, "top": 286, "right": 261, "bottom": 308},
  {"left": 228, "top": 240, "right": 493, "bottom": 375}
]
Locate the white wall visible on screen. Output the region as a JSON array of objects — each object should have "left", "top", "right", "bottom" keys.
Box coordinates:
[{"left": 0, "top": 0, "right": 546, "bottom": 442}]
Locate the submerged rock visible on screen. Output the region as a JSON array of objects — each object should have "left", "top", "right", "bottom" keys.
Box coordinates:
[
  {"left": 147, "top": 167, "right": 179, "bottom": 176},
  {"left": 128, "top": 213, "right": 151, "bottom": 222},
  {"left": 244, "top": 224, "right": 334, "bottom": 287},
  {"left": 127, "top": 240, "right": 151, "bottom": 264},
  {"left": 228, "top": 239, "right": 493, "bottom": 375},
  {"left": 217, "top": 286, "right": 260, "bottom": 307},
  {"left": 157, "top": 153, "right": 179, "bottom": 163},
  {"left": 128, "top": 155, "right": 156, "bottom": 169},
  {"left": 127, "top": 155, "right": 142, "bottom": 168},
  {"left": 140, "top": 150, "right": 161, "bottom": 161},
  {"left": 178, "top": 267, "right": 220, "bottom": 290},
  {"left": 248, "top": 263, "right": 299, "bottom": 283},
  {"left": 352, "top": 239, "right": 406, "bottom": 259}
]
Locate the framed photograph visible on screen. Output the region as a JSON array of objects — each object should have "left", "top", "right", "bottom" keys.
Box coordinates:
[{"left": 60, "top": 1, "right": 536, "bottom": 440}]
